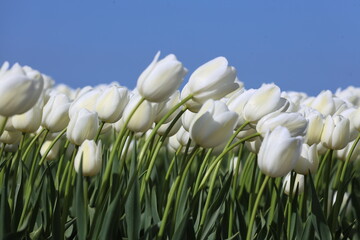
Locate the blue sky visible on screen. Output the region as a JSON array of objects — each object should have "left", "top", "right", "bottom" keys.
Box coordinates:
[{"left": 1, "top": 1, "right": 359, "bottom": 96}]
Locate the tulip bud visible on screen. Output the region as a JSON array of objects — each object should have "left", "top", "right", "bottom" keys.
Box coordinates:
[
  {"left": 176, "top": 126, "right": 194, "bottom": 147},
  {"left": 258, "top": 126, "right": 303, "bottom": 177},
  {"left": 137, "top": 52, "right": 187, "bottom": 102},
  {"left": 0, "top": 130, "right": 22, "bottom": 144},
  {"left": 42, "top": 93, "right": 71, "bottom": 132},
  {"left": 294, "top": 144, "right": 319, "bottom": 175},
  {"left": 95, "top": 86, "right": 130, "bottom": 123},
  {"left": 283, "top": 173, "right": 304, "bottom": 195},
  {"left": 336, "top": 139, "right": 360, "bottom": 162},
  {"left": 310, "top": 90, "right": 336, "bottom": 116},
  {"left": 69, "top": 88, "right": 102, "bottom": 117},
  {"left": 256, "top": 112, "right": 308, "bottom": 137},
  {"left": 244, "top": 136, "right": 262, "bottom": 154},
  {"left": 74, "top": 140, "right": 102, "bottom": 176},
  {"left": 0, "top": 63, "right": 44, "bottom": 116},
  {"left": 40, "top": 139, "right": 61, "bottom": 161},
  {"left": 189, "top": 99, "right": 238, "bottom": 148},
  {"left": 157, "top": 117, "right": 182, "bottom": 137},
  {"left": 227, "top": 89, "right": 256, "bottom": 128},
  {"left": 340, "top": 107, "right": 360, "bottom": 141},
  {"left": 67, "top": 108, "right": 99, "bottom": 146},
  {"left": 301, "top": 108, "right": 324, "bottom": 146},
  {"left": 181, "top": 110, "right": 197, "bottom": 131},
  {"left": 321, "top": 115, "right": 350, "bottom": 150},
  {"left": 12, "top": 105, "right": 42, "bottom": 133},
  {"left": 168, "top": 135, "right": 181, "bottom": 152},
  {"left": 243, "top": 83, "right": 289, "bottom": 123},
  {"left": 182, "top": 57, "right": 239, "bottom": 112},
  {"left": 122, "top": 94, "right": 156, "bottom": 133}
]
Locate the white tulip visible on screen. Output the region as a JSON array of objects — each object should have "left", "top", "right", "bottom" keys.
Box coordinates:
[
  {"left": 294, "top": 144, "right": 319, "bottom": 175},
  {"left": 12, "top": 105, "right": 42, "bottom": 133},
  {"left": 137, "top": 52, "right": 187, "bottom": 102},
  {"left": 256, "top": 112, "right": 308, "bottom": 137},
  {"left": 95, "top": 85, "right": 129, "bottom": 123},
  {"left": 310, "top": 90, "right": 336, "bottom": 116},
  {"left": 67, "top": 108, "right": 99, "bottom": 146},
  {"left": 182, "top": 57, "right": 239, "bottom": 112},
  {"left": 258, "top": 126, "right": 303, "bottom": 177},
  {"left": 154, "top": 91, "right": 181, "bottom": 124},
  {"left": 243, "top": 83, "right": 289, "bottom": 123},
  {"left": 0, "top": 130, "right": 22, "bottom": 144},
  {"left": 42, "top": 93, "right": 71, "bottom": 132},
  {"left": 283, "top": 173, "right": 304, "bottom": 195},
  {"left": 321, "top": 115, "right": 350, "bottom": 150},
  {"left": 69, "top": 88, "right": 102, "bottom": 117},
  {"left": 189, "top": 99, "right": 238, "bottom": 148},
  {"left": 0, "top": 63, "right": 44, "bottom": 116},
  {"left": 74, "top": 140, "right": 102, "bottom": 176}
]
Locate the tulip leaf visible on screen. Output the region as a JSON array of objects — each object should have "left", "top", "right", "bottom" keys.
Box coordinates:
[
  {"left": 0, "top": 170, "right": 11, "bottom": 239},
  {"left": 308, "top": 173, "right": 331, "bottom": 239},
  {"left": 75, "top": 158, "right": 88, "bottom": 240},
  {"left": 125, "top": 146, "right": 141, "bottom": 240}
]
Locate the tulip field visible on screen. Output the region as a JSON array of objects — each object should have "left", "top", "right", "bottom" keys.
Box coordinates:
[{"left": 1, "top": 54, "right": 360, "bottom": 239}]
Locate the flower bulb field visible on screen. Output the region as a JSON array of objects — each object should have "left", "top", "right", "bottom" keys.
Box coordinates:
[{"left": 0, "top": 54, "right": 360, "bottom": 240}]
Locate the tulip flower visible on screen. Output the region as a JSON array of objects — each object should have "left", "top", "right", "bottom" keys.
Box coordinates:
[
  {"left": 0, "top": 130, "right": 22, "bottom": 144},
  {"left": 40, "top": 139, "right": 61, "bottom": 161},
  {"left": 340, "top": 107, "right": 360, "bottom": 141},
  {"left": 321, "top": 115, "right": 350, "bottom": 150},
  {"left": 301, "top": 107, "right": 324, "bottom": 146},
  {"left": 294, "top": 144, "right": 319, "bottom": 175},
  {"left": 243, "top": 83, "right": 289, "bottom": 123},
  {"left": 256, "top": 112, "right": 308, "bottom": 137},
  {"left": 336, "top": 139, "right": 360, "bottom": 162},
  {"left": 67, "top": 108, "right": 99, "bottom": 146},
  {"left": 137, "top": 52, "right": 187, "bottom": 102},
  {"left": 283, "top": 173, "right": 304, "bottom": 195},
  {"left": 310, "top": 90, "right": 336, "bottom": 116},
  {"left": 157, "top": 117, "right": 182, "bottom": 137},
  {"left": 69, "top": 88, "right": 102, "bottom": 117},
  {"left": 181, "top": 110, "right": 197, "bottom": 131},
  {"left": 0, "top": 63, "right": 44, "bottom": 116},
  {"left": 74, "top": 140, "right": 102, "bottom": 176},
  {"left": 189, "top": 99, "right": 238, "bottom": 148},
  {"left": 42, "top": 93, "right": 71, "bottom": 132},
  {"left": 95, "top": 85, "right": 130, "bottom": 123},
  {"left": 12, "top": 105, "right": 42, "bottom": 133},
  {"left": 122, "top": 94, "right": 156, "bottom": 133},
  {"left": 227, "top": 89, "right": 256, "bottom": 128},
  {"left": 258, "top": 126, "right": 303, "bottom": 178},
  {"left": 181, "top": 57, "right": 239, "bottom": 112},
  {"left": 244, "top": 136, "right": 262, "bottom": 154}
]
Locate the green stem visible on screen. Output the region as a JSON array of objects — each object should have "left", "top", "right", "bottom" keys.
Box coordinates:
[
  {"left": 22, "top": 128, "right": 46, "bottom": 161},
  {"left": 340, "top": 134, "right": 360, "bottom": 182},
  {"left": 0, "top": 117, "right": 8, "bottom": 136},
  {"left": 198, "top": 161, "right": 222, "bottom": 234},
  {"left": 193, "top": 149, "right": 213, "bottom": 193},
  {"left": 38, "top": 128, "right": 67, "bottom": 165},
  {"left": 173, "top": 146, "right": 200, "bottom": 224},
  {"left": 157, "top": 177, "right": 180, "bottom": 239},
  {"left": 98, "top": 98, "right": 145, "bottom": 204},
  {"left": 246, "top": 175, "right": 270, "bottom": 240},
  {"left": 94, "top": 121, "right": 105, "bottom": 142},
  {"left": 224, "top": 121, "right": 249, "bottom": 149},
  {"left": 198, "top": 132, "right": 261, "bottom": 191},
  {"left": 165, "top": 146, "right": 183, "bottom": 181},
  {"left": 323, "top": 150, "right": 333, "bottom": 218},
  {"left": 139, "top": 94, "right": 193, "bottom": 163},
  {"left": 228, "top": 143, "right": 244, "bottom": 238}
]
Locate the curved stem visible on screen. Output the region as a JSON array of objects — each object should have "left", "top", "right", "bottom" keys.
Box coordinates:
[
  {"left": 198, "top": 132, "right": 260, "bottom": 191},
  {"left": 246, "top": 175, "right": 270, "bottom": 240},
  {"left": 22, "top": 128, "right": 46, "bottom": 160},
  {"left": 193, "top": 148, "right": 213, "bottom": 193},
  {"left": 198, "top": 161, "right": 222, "bottom": 234},
  {"left": 94, "top": 121, "right": 105, "bottom": 142},
  {"left": 139, "top": 94, "right": 193, "bottom": 162},
  {"left": 340, "top": 134, "right": 360, "bottom": 182},
  {"left": 98, "top": 97, "right": 145, "bottom": 203},
  {"left": 38, "top": 128, "right": 67, "bottom": 165},
  {"left": 224, "top": 121, "right": 249, "bottom": 149},
  {"left": 0, "top": 117, "right": 8, "bottom": 136}
]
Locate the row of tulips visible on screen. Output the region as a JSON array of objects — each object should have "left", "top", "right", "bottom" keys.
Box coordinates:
[{"left": 0, "top": 53, "right": 360, "bottom": 239}]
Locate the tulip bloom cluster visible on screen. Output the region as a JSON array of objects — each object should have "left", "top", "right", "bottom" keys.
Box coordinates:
[{"left": 0, "top": 54, "right": 360, "bottom": 240}]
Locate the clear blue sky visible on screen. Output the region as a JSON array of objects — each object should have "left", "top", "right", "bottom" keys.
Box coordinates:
[{"left": 1, "top": 1, "right": 359, "bottom": 96}]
